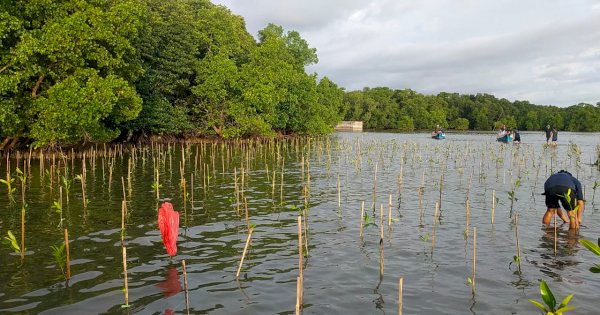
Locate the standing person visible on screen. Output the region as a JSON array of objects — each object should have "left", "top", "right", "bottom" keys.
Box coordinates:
[
  {"left": 542, "top": 170, "right": 585, "bottom": 230},
  {"left": 551, "top": 127, "right": 558, "bottom": 145},
  {"left": 513, "top": 129, "right": 521, "bottom": 143},
  {"left": 544, "top": 125, "right": 552, "bottom": 144}
]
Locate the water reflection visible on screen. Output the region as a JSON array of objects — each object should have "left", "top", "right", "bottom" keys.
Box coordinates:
[
  {"left": 529, "top": 227, "right": 581, "bottom": 281},
  {"left": 155, "top": 267, "right": 182, "bottom": 298}
]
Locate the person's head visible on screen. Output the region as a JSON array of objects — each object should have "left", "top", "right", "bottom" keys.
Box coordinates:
[
  {"left": 547, "top": 124, "right": 550, "bottom": 129},
  {"left": 557, "top": 170, "right": 572, "bottom": 176}
]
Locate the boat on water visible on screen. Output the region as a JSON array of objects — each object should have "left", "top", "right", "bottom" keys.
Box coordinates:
[
  {"left": 496, "top": 134, "right": 513, "bottom": 143},
  {"left": 432, "top": 132, "right": 446, "bottom": 140}
]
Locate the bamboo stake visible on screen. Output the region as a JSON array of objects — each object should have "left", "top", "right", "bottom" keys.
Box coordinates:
[
  {"left": 491, "top": 190, "right": 495, "bottom": 224},
  {"left": 515, "top": 214, "right": 522, "bottom": 273},
  {"left": 360, "top": 201, "right": 365, "bottom": 239},
  {"left": 236, "top": 228, "right": 254, "bottom": 278},
  {"left": 182, "top": 260, "right": 190, "bottom": 315},
  {"left": 431, "top": 201, "right": 439, "bottom": 255},
  {"left": 121, "top": 200, "right": 127, "bottom": 245},
  {"left": 21, "top": 205, "right": 25, "bottom": 260},
  {"left": 465, "top": 197, "right": 470, "bottom": 238},
  {"left": 297, "top": 216, "right": 303, "bottom": 309},
  {"left": 380, "top": 204, "right": 384, "bottom": 243},
  {"left": 388, "top": 194, "right": 392, "bottom": 228},
  {"left": 472, "top": 227, "right": 476, "bottom": 295},
  {"left": 295, "top": 276, "right": 301, "bottom": 315},
  {"left": 337, "top": 174, "right": 341, "bottom": 209},
  {"left": 244, "top": 197, "right": 250, "bottom": 233},
  {"left": 64, "top": 228, "right": 71, "bottom": 280},
  {"left": 398, "top": 277, "right": 403, "bottom": 315},
  {"left": 122, "top": 246, "right": 129, "bottom": 306},
  {"left": 554, "top": 216, "right": 557, "bottom": 256}
]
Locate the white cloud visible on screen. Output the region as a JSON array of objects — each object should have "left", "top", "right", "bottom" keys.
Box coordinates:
[{"left": 212, "top": 0, "right": 600, "bottom": 106}]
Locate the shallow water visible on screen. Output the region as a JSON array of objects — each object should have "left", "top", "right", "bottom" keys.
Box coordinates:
[{"left": 1, "top": 131, "right": 599, "bottom": 314}]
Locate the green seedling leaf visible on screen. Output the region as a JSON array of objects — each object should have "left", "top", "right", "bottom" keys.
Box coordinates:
[
  {"left": 513, "top": 255, "right": 520, "bottom": 264},
  {"left": 557, "top": 293, "right": 574, "bottom": 311},
  {"left": 466, "top": 277, "right": 473, "bottom": 285},
  {"left": 579, "top": 239, "right": 600, "bottom": 256},
  {"left": 540, "top": 280, "right": 556, "bottom": 310},
  {"left": 419, "top": 233, "right": 429, "bottom": 241},
  {"left": 589, "top": 265, "right": 600, "bottom": 273},
  {"left": 528, "top": 299, "right": 547, "bottom": 312},
  {"left": 4, "top": 230, "right": 22, "bottom": 254}
]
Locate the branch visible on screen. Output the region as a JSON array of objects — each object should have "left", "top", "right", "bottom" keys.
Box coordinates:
[{"left": 31, "top": 74, "right": 45, "bottom": 98}]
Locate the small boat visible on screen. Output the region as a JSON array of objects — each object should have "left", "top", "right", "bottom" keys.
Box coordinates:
[
  {"left": 496, "top": 134, "right": 513, "bottom": 143},
  {"left": 432, "top": 132, "right": 446, "bottom": 140}
]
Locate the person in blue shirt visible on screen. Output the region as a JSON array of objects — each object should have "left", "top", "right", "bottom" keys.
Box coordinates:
[{"left": 542, "top": 170, "right": 585, "bottom": 230}]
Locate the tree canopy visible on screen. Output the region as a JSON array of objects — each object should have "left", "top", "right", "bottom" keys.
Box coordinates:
[{"left": 1, "top": 0, "right": 598, "bottom": 148}]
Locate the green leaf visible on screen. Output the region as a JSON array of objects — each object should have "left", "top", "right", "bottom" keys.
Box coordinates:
[
  {"left": 528, "top": 299, "right": 548, "bottom": 312},
  {"left": 557, "top": 293, "right": 573, "bottom": 310},
  {"left": 589, "top": 265, "right": 600, "bottom": 273},
  {"left": 555, "top": 305, "right": 575, "bottom": 313},
  {"left": 579, "top": 239, "right": 600, "bottom": 256},
  {"left": 540, "top": 280, "right": 556, "bottom": 309}
]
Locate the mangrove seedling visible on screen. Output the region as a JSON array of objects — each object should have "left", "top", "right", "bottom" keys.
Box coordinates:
[
  {"left": 529, "top": 280, "right": 574, "bottom": 315},
  {"left": 508, "top": 177, "right": 521, "bottom": 216},
  {"left": 4, "top": 230, "right": 23, "bottom": 255},
  {"left": 61, "top": 175, "right": 72, "bottom": 204},
  {"left": 52, "top": 201, "right": 64, "bottom": 228},
  {"left": 50, "top": 243, "right": 67, "bottom": 279},
  {"left": 592, "top": 180, "right": 599, "bottom": 204},
  {"left": 0, "top": 175, "right": 16, "bottom": 204},
  {"left": 579, "top": 238, "right": 600, "bottom": 273}
]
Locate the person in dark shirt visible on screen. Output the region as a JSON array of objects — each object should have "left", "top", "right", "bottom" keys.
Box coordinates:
[
  {"left": 513, "top": 129, "right": 521, "bottom": 143},
  {"left": 542, "top": 170, "right": 585, "bottom": 230},
  {"left": 544, "top": 125, "right": 552, "bottom": 144}
]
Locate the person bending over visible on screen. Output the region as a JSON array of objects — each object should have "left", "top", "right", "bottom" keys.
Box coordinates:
[{"left": 542, "top": 170, "right": 584, "bottom": 230}]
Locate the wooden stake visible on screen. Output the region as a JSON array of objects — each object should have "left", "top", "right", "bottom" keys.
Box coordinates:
[
  {"left": 121, "top": 200, "right": 127, "bottom": 245},
  {"left": 21, "top": 205, "right": 25, "bottom": 260},
  {"left": 398, "top": 277, "right": 403, "bottom": 315},
  {"left": 472, "top": 226, "right": 476, "bottom": 295},
  {"left": 380, "top": 204, "right": 384, "bottom": 243},
  {"left": 182, "top": 260, "right": 190, "bottom": 315},
  {"left": 236, "top": 228, "right": 254, "bottom": 278},
  {"left": 431, "top": 201, "right": 439, "bottom": 255},
  {"left": 491, "top": 190, "right": 495, "bottom": 224},
  {"left": 515, "top": 214, "right": 522, "bottom": 273},
  {"left": 360, "top": 201, "right": 364, "bottom": 239},
  {"left": 388, "top": 194, "right": 392, "bottom": 228},
  {"left": 295, "top": 216, "right": 304, "bottom": 310},
  {"left": 554, "top": 216, "right": 557, "bottom": 256},
  {"left": 64, "top": 228, "right": 71, "bottom": 280},
  {"left": 122, "top": 246, "right": 129, "bottom": 306}
]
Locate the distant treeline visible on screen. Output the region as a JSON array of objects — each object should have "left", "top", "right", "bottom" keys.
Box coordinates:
[
  {"left": 342, "top": 88, "right": 600, "bottom": 132},
  {"left": 1, "top": 1, "right": 598, "bottom": 149}
]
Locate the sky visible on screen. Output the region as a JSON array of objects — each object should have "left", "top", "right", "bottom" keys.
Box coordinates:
[{"left": 211, "top": 0, "right": 600, "bottom": 107}]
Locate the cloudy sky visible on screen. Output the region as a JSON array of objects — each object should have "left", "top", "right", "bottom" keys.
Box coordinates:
[{"left": 211, "top": 0, "right": 600, "bottom": 107}]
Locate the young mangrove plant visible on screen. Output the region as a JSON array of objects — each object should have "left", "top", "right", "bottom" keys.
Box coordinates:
[
  {"left": 592, "top": 180, "right": 599, "bottom": 205},
  {"left": 579, "top": 238, "right": 600, "bottom": 273},
  {"left": 529, "top": 280, "right": 574, "bottom": 315},
  {"left": 4, "top": 230, "right": 23, "bottom": 256},
  {"left": 52, "top": 200, "right": 64, "bottom": 228},
  {"left": 50, "top": 243, "right": 67, "bottom": 280},
  {"left": 508, "top": 177, "right": 521, "bottom": 217},
  {"left": 0, "top": 173, "right": 16, "bottom": 204}
]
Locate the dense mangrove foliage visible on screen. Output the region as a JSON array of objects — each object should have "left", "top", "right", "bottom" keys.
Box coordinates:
[
  {"left": 2, "top": 0, "right": 600, "bottom": 149},
  {"left": 0, "top": 0, "right": 345, "bottom": 148},
  {"left": 343, "top": 88, "right": 600, "bottom": 132}
]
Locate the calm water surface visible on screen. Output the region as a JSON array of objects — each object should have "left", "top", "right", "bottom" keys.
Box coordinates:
[{"left": 1, "top": 131, "right": 599, "bottom": 314}]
